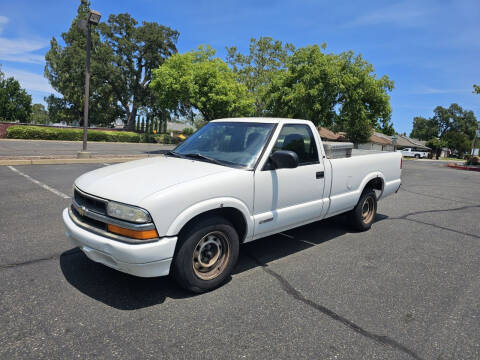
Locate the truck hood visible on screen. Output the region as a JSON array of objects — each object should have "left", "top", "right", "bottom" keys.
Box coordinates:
[{"left": 74, "top": 156, "right": 232, "bottom": 205}]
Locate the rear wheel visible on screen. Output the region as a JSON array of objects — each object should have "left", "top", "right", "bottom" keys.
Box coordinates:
[
  {"left": 172, "top": 216, "right": 239, "bottom": 293},
  {"left": 415, "top": 154, "right": 420, "bottom": 159},
  {"left": 348, "top": 189, "right": 377, "bottom": 231}
]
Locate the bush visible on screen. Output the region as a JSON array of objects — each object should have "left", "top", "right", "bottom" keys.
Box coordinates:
[
  {"left": 154, "top": 133, "right": 181, "bottom": 144},
  {"left": 6, "top": 125, "right": 140, "bottom": 143},
  {"left": 467, "top": 156, "right": 479, "bottom": 165},
  {"left": 140, "top": 132, "right": 156, "bottom": 143},
  {"left": 182, "top": 127, "right": 194, "bottom": 135}
]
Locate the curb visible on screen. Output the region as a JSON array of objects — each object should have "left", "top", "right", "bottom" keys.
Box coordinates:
[
  {"left": 447, "top": 163, "right": 480, "bottom": 172},
  {"left": 0, "top": 156, "right": 161, "bottom": 166}
]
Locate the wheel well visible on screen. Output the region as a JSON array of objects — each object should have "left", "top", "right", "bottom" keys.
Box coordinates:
[
  {"left": 178, "top": 207, "right": 248, "bottom": 243},
  {"left": 364, "top": 177, "right": 384, "bottom": 197}
]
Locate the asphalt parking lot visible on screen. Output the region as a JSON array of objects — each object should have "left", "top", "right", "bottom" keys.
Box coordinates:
[{"left": 1, "top": 160, "right": 479, "bottom": 359}]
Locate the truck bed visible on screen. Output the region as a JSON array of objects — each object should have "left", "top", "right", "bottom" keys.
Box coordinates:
[{"left": 323, "top": 151, "right": 401, "bottom": 218}]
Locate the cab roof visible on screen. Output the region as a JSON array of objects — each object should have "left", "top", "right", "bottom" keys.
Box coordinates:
[{"left": 210, "top": 117, "right": 312, "bottom": 125}]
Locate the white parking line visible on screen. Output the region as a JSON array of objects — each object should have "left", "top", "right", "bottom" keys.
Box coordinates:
[
  {"left": 103, "top": 163, "right": 110, "bottom": 166},
  {"left": 7, "top": 166, "right": 71, "bottom": 199}
]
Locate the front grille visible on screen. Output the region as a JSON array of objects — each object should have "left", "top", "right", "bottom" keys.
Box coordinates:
[
  {"left": 74, "top": 188, "right": 107, "bottom": 215},
  {"left": 71, "top": 205, "right": 107, "bottom": 231}
]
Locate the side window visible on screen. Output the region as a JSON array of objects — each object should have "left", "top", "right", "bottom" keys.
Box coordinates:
[{"left": 272, "top": 124, "right": 319, "bottom": 165}]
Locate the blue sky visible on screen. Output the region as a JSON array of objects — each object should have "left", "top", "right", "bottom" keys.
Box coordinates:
[{"left": 0, "top": 0, "right": 479, "bottom": 134}]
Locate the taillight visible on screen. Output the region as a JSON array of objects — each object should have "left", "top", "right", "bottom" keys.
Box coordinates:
[{"left": 400, "top": 157, "right": 403, "bottom": 169}]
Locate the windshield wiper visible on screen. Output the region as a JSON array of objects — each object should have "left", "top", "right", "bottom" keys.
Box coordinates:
[
  {"left": 183, "top": 153, "right": 225, "bottom": 166},
  {"left": 165, "top": 150, "right": 187, "bottom": 159}
]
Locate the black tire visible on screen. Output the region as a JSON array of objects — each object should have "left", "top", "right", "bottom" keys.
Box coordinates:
[
  {"left": 348, "top": 189, "right": 377, "bottom": 231},
  {"left": 415, "top": 154, "right": 420, "bottom": 159},
  {"left": 172, "top": 216, "right": 239, "bottom": 293}
]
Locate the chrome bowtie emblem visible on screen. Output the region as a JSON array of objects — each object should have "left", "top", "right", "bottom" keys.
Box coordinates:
[{"left": 79, "top": 206, "right": 86, "bottom": 216}]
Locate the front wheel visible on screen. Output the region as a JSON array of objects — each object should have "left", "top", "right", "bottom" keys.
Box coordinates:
[
  {"left": 348, "top": 189, "right": 377, "bottom": 231},
  {"left": 172, "top": 216, "right": 239, "bottom": 293},
  {"left": 415, "top": 154, "right": 420, "bottom": 159}
]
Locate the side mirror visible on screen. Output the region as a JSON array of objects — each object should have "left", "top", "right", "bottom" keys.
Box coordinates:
[{"left": 269, "top": 150, "right": 299, "bottom": 169}]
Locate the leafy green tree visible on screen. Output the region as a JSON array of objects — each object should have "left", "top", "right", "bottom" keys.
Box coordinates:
[
  {"left": 410, "top": 116, "right": 438, "bottom": 140},
  {"left": 412, "top": 104, "right": 478, "bottom": 158},
  {"left": 45, "top": 94, "right": 77, "bottom": 124},
  {"left": 474, "top": 84, "right": 479, "bottom": 94},
  {"left": 226, "top": 37, "right": 294, "bottom": 115},
  {"left": 45, "top": 1, "right": 122, "bottom": 126},
  {"left": 426, "top": 137, "right": 447, "bottom": 159},
  {"left": 376, "top": 123, "right": 395, "bottom": 136},
  {"left": 265, "top": 45, "right": 394, "bottom": 144},
  {"left": 31, "top": 104, "right": 49, "bottom": 124},
  {"left": 0, "top": 68, "right": 32, "bottom": 122},
  {"left": 150, "top": 46, "right": 255, "bottom": 120},
  {"left": 45, "top": 1, "right": 178, "bottom": 129},
  {"left": 98, "top": 13, "right": 179, "bottom": 129}
]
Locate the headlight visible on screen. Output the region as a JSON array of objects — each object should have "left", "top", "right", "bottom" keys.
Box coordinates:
[{"left": 106, "top": 202, "right": 152, "bottom": 223}]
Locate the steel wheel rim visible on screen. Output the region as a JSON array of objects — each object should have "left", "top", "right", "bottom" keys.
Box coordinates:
[
  {"left": 192, "top": 231, "right": 230, "bottom": 281},
  {"left": 361, "top": 196, "right": 375, "bottom": 224}
]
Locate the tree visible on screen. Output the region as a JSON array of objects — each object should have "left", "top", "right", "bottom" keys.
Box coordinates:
[
  {"left": 45, "top": 1, "right": 123, "bottom": 126},
  {"left": 31, "top": 104, "right": 49, "bottom": 124},
  {"left": 474, "top": 84, "right": 479, "bottom": 94},
  {"left": 0, "top": 67, "right": 32, "bottom": 122},
  {"left": 45, "top": 2, "right": 179, "bottom": 129},
  {"left": 426, "top": 137, "right": 447, "bottom": 159},
  {"left": 45, "top": 94, "right": 77, "bottom": 124},
  {"left": 226, "top": 37, "right": 294, "bottom": 116},
  {"left": 411, "top": 104, "right": 478, "bottom": 158},
  {"left": 265, "top": 45, "right": 394, "bottom": 144},
  {"left": 98, "top": 13, "right": 179, "bottom": 129},
  {"left": 150, "top": 46, "right": 255, "bottom": 121},
  {"left": 410, "top": 116, "right": 438, "bottom": 140}
]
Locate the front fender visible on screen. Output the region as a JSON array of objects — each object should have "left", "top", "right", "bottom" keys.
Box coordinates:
[{"left": 165, "top": 197, "right": 254, "bottom": 240}]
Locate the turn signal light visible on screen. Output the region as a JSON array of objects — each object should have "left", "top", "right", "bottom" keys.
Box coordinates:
[{"left": 107, "top": 224, "right": 159, "bottom": 240}]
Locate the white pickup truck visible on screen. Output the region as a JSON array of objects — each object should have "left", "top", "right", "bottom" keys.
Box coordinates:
[
  {"left": 399, "top": 148, "right": 429, "bottom": 159},
  {"left": 63, "top": 118, "right": 402, "bottom": 292}
]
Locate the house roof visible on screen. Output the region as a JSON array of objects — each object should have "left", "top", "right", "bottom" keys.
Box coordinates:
[
  {"left": 396, "top": 135, "right": 430, "bottom": 150},
  {"left": 313, "top": 126, "right": 429, "bottom": 150},
  {"left": 370, "top": 133, "right": 392, "bottom": 145},
  {"left": 317, "top": 127, "right": 340, "bottom": 140}
]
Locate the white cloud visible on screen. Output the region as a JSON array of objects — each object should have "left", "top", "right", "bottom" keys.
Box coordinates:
[
  {"left": 2, "top": 67, "right": 57, "bottom": 94},
  {"left": 0, "top": 15, "right": 8, "bottom": 34},
  {"left": 0, "top": 16, "right": 48, "bottom": 64},
  {"left": 344, "top": 1, "right": 433, "bottom": 28},
  {"left": 410, "top": 86, "right": 471, "bottom": 95},
  {"left": 0, "top": 38, "right": 47, "bottom": 63}
]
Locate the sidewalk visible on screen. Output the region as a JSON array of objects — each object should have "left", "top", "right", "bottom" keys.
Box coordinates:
[{"left": 0, "top": 139, "right": 175, "bottom": 165}]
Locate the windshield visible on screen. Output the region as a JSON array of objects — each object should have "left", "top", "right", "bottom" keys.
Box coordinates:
[{"left": 172, "top": 121, "right": 275, "bottom": 169}]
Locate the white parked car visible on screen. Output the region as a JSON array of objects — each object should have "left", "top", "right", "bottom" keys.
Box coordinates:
[
  {"left": 399, "top": 148, "right": 429, "bottom": 159},
  {"left": 63, "top": 118, "right": 402, "bottom": 292}
]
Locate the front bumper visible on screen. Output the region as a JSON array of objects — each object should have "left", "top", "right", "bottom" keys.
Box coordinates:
[{"left": 62, "top": 208, "right": 177, "bottom": 277}]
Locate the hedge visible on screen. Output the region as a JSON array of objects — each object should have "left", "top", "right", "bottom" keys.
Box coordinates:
[{"left": 6, "top": 125, "right": 141, "bottom": 143}]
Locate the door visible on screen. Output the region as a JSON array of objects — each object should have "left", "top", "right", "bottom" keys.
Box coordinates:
[{"left": 253, "top": 123, "right": 326, "bottom": 238}]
